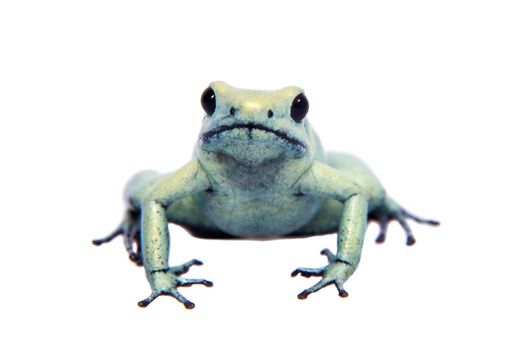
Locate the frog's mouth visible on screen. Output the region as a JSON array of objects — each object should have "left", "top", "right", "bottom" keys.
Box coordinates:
[{"left": 200, "top": 123, "right": 306, "bottom": 149}]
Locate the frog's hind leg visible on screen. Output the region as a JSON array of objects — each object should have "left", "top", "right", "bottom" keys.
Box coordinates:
[
  {"left": 369, "top": 197, "right": 439, "bottom": 246},
  {"left": 93, "top": 209, "right": 143, "bottom": 265},
  {"left": 93, "top": 170, "right": 162, "bottom": 266}
]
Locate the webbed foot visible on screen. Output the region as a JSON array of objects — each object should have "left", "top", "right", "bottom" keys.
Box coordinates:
[
  {"left": 292, "top": 249, "right": 354, "bottom": 299},
  {"left": 92, "top": 209, "right": 143, "bottom": 266},
  {"left": 138, "top": 259, "right": 213, "bottom": 309}
]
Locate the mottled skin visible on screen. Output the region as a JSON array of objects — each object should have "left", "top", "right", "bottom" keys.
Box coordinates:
[{"left": 94, "top": 82, "right": 439, "bottom": 309}]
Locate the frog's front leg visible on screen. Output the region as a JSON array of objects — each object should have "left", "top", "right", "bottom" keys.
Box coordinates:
[
  {"left": 291, "top": 161, "right": 368, "bottom": 299},
  {"left": 138, "top": 159, "right": 214, "bottom": 309}
]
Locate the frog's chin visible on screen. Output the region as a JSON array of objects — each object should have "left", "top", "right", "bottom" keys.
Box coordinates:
[
  {"left": 199, "top": 139, "right": 306, "bottom": 167},
  {"left": 199, "top": 123, "right": 307, "bottom": 166}
]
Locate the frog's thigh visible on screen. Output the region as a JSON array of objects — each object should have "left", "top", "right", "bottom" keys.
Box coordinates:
[
  {"left": 294, "top": 198, "right": 343, "bottom": 235},
  {"left": 166, "top": 196, "right": 231, "bottom": 239},
  {"left": 295, "top": 152, "right": 385, "bottom": 236},
  {"left": 325, "top": 151, "right": 385, "bottom": 208},
  {"left": 125, "top": 170, "right": 162, "bottom": 207}
]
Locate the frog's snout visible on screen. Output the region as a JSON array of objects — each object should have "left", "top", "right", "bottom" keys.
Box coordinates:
[
  {"left": 229, "top": 105, "right": 274, "bottom": 120},
  {"left": 227, "top": 101, "right": 276, "bottom": 124}
]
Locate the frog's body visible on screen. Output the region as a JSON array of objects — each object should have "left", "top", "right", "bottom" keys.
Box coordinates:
[
  {"left": 133, "top": 153, "right": 383, "bottom": 240},
  {"left": 94, "top": 82, "right": 438, "bottom": 309}
]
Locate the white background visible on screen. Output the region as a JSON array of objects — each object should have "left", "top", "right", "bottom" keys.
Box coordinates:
[{"left": 1, "top": 1, "right": 524, "bottom": 349}]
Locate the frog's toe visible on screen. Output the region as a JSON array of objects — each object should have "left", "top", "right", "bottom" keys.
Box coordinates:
[
  {"left": 94, "top": 209, "right": 143, "bottom": 266},
  {"left": 138, "top": 271, "right": 213, "bottom": 309},
  {"left": 291, "top": 249, "right": 337, "bottom": 278},
  {"left": 371, "top": 204, "right": 439, "bottom": 246},
  {"left": 93, "top": 224, "right": 141, "bottom": 262},
  {"left": 162, "top": 289, "right": 196, "bottom": 309},
  {"left": 293, "top": 250, "right": 353, "bottom": 299},
  {"left": 177, "top": 277, "right": 214, "bottom": 288},
  {"left": 335, "top": 281, "right": 349, "bottom": 298},
  {"left": 138, "top": 289, "right": 196, "bottom": 309},
  {"left": 92, "top": 227, "right": 123, "bottom": 246},
  {"left": 320, "top": 248, "right": 336, "bottom": 263},
  {"left": 296, "top": 275, "right": 349, "bottom": 299},
  {"left": 374, "top": 212, "right": 388, "bottom": 243},
  {"left": 168, "top": 259, "right": 203, "bottom": 276},
  {"left": 137, "top": 290, "right": 162, "bottom": 308},
  {"left": 394, "top": 209, "right": 439, "bottom": 246},
  {"left": 128, "top": 252, "right": 142, "bottom": 265},
  {"left": 393, "top": 212, "right": 417, "bottom": 246},
  {"left": 291, "top": 267, "right": 324, "bottom": 278},
  {"left": 297, "top": 279, "right": 335, "bottom": 299},
  {"left": 402, "top": 209, "right": 440, "bottom": 226},
  {"left": 123, "top": 217, "right": 142, "bottom": 266}
]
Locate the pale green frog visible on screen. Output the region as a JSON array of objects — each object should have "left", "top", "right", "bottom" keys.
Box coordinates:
[{"left": 94, "top": 82, "right": 439, "bottom": 309}]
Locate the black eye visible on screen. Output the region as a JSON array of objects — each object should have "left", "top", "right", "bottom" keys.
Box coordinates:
[
  {"left": 290, "top": 93, "right": 309, "bottom": 123},
  {"left": 201, "top": 87, "right": 216, "bottom": 116}
]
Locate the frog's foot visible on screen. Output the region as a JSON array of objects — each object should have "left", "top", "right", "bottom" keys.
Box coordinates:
[
  {"left": 369, "top": 201, "right": 439, "bottom": 246},
  {"left": 92, "top": 209, "right": 143, "bottom": 266},
  {"left": 291, "top": 249, "right": 354, "bottom": 299},
  {"left": 138, "top": 260, "right": 213, "bottom": 309}
]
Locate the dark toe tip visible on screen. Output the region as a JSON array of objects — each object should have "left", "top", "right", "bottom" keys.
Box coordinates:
[
  {"left": 184, "top": 301, "right": 195, "bottom": 309},
  {"left": 204, "top": 281, "right": 214, "bottom": 287},
  {"left": 137, "top": 300, "right": 149, "bottom": 308},
  {"left": 428, "top": 220, "right": 440, "bottom": 226},
  {"left": 92, "top": 239, "right": 102, "bottom": 246},
  {"left": 375, "top": 234, "right": 386, "bottom": 244},
  {"left": 129, "top": 254, "right": 143, "bottom": 266},
  {"left": 406, "top": 237, "right": 416, "bottom": 246},
  {"left": 339, "top": 290, "right": 349, "bottom": 298},
  {"left": 291, "top": 270, "right": 299, "bottom": 277},
  {"left": 193, "top": 259, "right": 203, "bottom": 265},
  {"left": 297, "top": 291, "right": 309, "bottom": 300}
]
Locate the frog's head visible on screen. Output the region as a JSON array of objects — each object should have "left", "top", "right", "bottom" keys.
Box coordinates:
[{"left": 197, "top": 81, "right": 317, "bottom": 166}]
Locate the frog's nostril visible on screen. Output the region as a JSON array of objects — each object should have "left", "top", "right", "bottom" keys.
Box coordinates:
[
  {"left": 267, "top": 109, "right": 274, "bottom": 118},
  {"left": 230, "top": 107, "right": 236, "bottom": 116}
]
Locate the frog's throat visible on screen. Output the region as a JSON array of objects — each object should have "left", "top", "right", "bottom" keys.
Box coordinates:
[{"left": 200, "top": 122, "right": 306, "bottom": 149}]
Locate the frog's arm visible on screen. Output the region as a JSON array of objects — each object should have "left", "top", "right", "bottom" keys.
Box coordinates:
[
  {"left": 291, "top": 161, "right": 368, "bottom": 298},
  {"left": 139, "top": 159, "right": 213, "bottom": 308}
]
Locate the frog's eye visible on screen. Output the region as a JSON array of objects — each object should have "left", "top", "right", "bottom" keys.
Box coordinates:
[
  {"left": 290, "top": 93, "right": 309, "bottom": 123},
  {"left": 201, "top": 87, "right": 216, "bottom": 116}
]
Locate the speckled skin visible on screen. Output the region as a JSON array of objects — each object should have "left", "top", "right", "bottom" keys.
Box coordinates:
[{"left": 94, "top": 82, "right": 439, "bottom": 309}]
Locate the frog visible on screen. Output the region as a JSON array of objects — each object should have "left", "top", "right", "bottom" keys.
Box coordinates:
[{"left": 93, "top": 81, "right": 439, "bottom": 309}]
